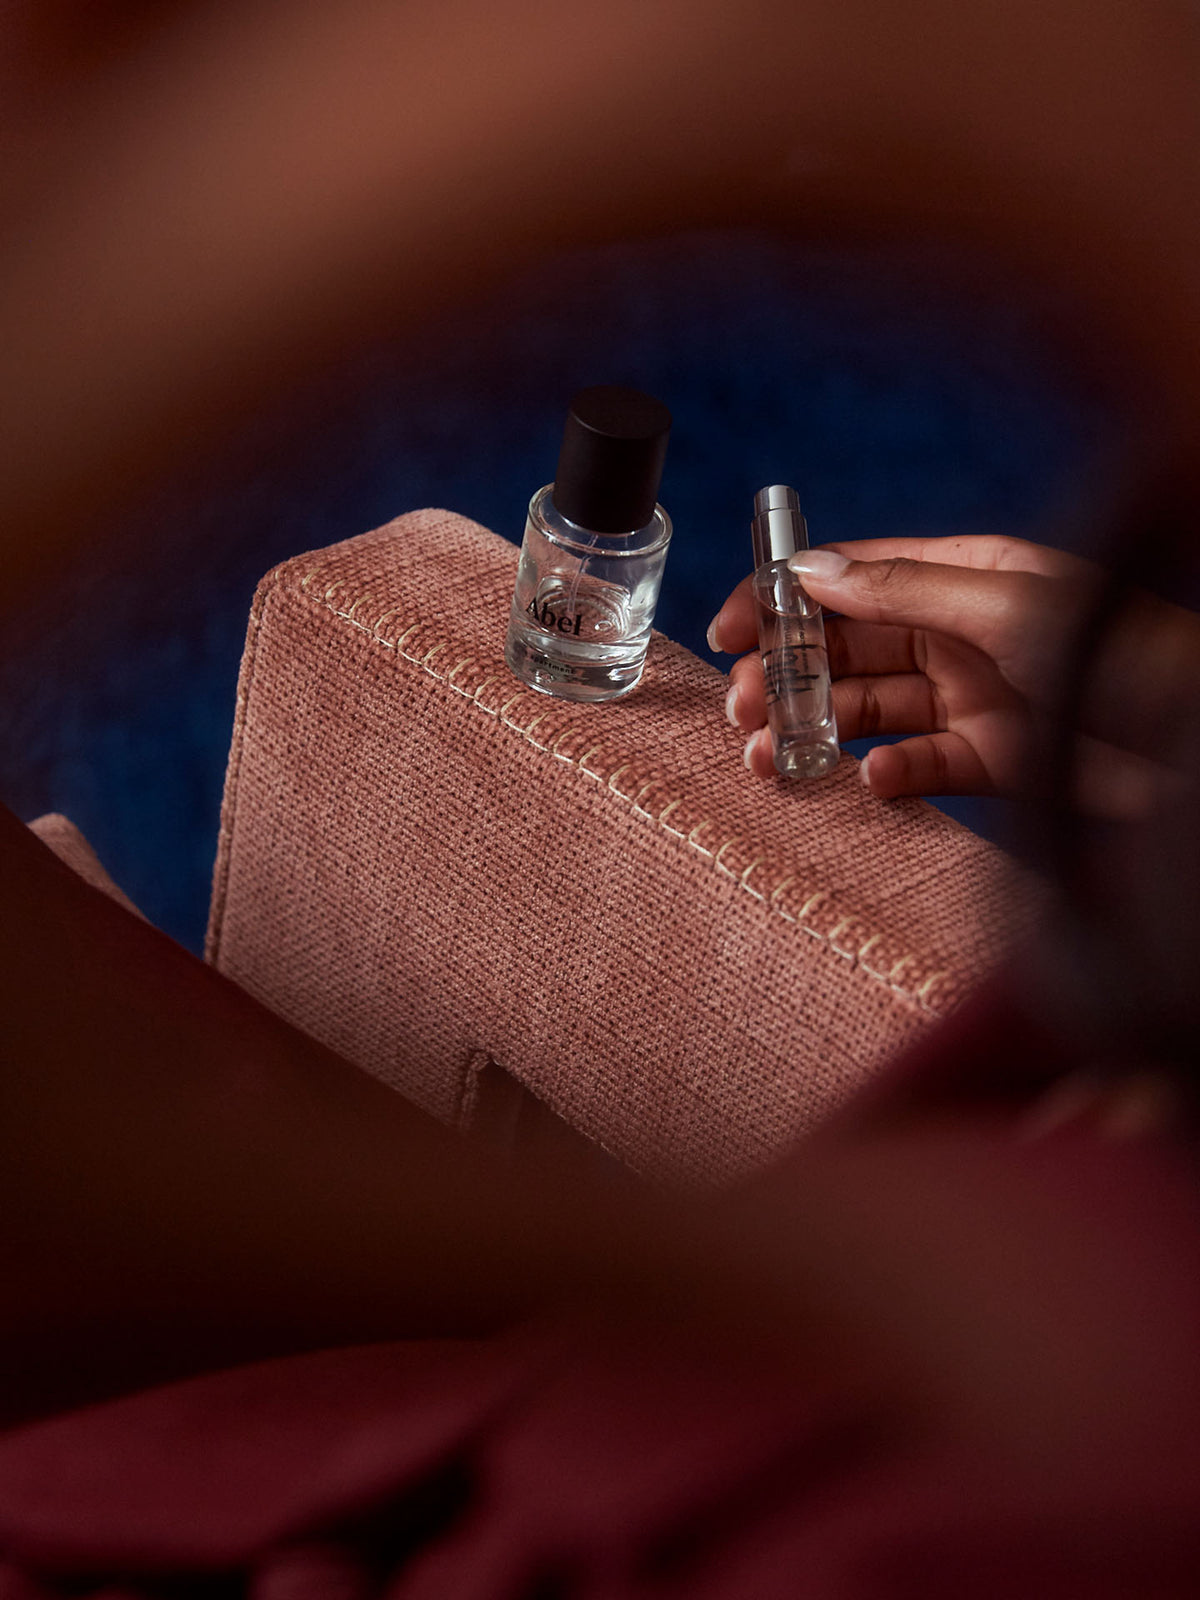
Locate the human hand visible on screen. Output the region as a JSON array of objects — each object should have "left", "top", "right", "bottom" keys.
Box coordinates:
[{"left": 709, "top": 533, "right": 1106, "bottom": 801}]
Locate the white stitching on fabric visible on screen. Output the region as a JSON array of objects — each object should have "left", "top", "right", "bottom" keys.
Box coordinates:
[
  {"left": 739, "top": 857, "right": 765, "bottom": 900},
  {"left": 712, "top": 840, "right": 739, "bottom": 881},
  {"left": 303, "top": 586, "right": 946, "bottom": 1014},
  {"left": 769, "top": 876, "right": 795, "bottom": 907},
  {"left": 372, "top": 606, "right": 405, "bottom": 639},
  {"left": 687, "top": 820, "right": 715, "bottom": 858}
]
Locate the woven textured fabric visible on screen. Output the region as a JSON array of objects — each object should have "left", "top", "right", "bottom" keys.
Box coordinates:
[{"left": 207, "top": 510, "right": 1030, "bottom": 1183}]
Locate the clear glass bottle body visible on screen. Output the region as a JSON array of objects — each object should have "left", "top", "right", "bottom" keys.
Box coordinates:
[
  {"left": 752, "top": 559, "right": 840, "bottom": 778},
  {"left": 504, "top": 484, "right": 673, "bottom": 701}
]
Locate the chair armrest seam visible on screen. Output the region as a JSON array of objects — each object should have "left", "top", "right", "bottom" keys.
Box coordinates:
[{"left": 206, "top": 557, "right": 294, "bottom": 965}]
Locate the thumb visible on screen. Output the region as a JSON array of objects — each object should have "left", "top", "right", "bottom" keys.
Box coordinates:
[{"left": 787, "top": 548, "right": 1071, "bottom": 672}]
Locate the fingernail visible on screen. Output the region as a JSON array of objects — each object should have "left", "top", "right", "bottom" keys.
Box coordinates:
[
  {"left": 725, "top": 683, "right": 741, "bottom": 727},
  {"left": 743, "top": 735, "right": 759, "bottom": 771},
  {"left": 706, "top": 615, "right": 723, "bottom": 652},
  {"left": 788, "top": 549, "right": 850, "bottom": 583},
  {"left": 858, "top": 749, "right": 872, "bottom": 786}
]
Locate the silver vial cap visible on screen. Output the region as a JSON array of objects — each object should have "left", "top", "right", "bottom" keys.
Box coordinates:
[{"left": 752, "top": 484, "right": 810, "bottom": 567}]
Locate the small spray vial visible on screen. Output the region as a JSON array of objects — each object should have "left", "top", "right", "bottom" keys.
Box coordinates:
[{"left": 750, "top": 485, "right": 840, "bottom": 778}]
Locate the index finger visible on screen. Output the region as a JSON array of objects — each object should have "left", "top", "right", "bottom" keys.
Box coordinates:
[
  {"left": 818, "top": 534, "right": 1094, "bottom": 580},
  {"left": 706, "top": 534, "right": 1093, "bottom": 656}
]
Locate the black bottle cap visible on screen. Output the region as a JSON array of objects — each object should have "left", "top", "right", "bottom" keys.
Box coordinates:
[{"left": 551, "top": 386, "right": 672, "bottom": 533}]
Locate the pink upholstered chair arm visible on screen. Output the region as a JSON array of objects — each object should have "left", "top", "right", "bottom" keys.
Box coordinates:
[{"left": 206, "top": 510, "right": 1030, "bottom": 1184}]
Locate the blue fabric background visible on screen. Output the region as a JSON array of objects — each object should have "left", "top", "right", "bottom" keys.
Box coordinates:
[{"left": 0, "top": 231, "right": 1111, "bottom": 951}]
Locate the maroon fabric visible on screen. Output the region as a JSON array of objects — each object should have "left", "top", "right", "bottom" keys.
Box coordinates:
[
  {"left": 3, "top": 996, "right": 1200, "bottom": 1596},
  {"left": 26, "top": 815, "right": 143, "bottom": 920}
]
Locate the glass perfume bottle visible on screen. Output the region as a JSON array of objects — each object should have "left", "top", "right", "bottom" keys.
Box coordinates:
[
  {"left": 504, "top": 386, "right": 672, "bottom": 702},
  {"left": 750, "top": 484, "right": 840, "bottom": 778}
]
